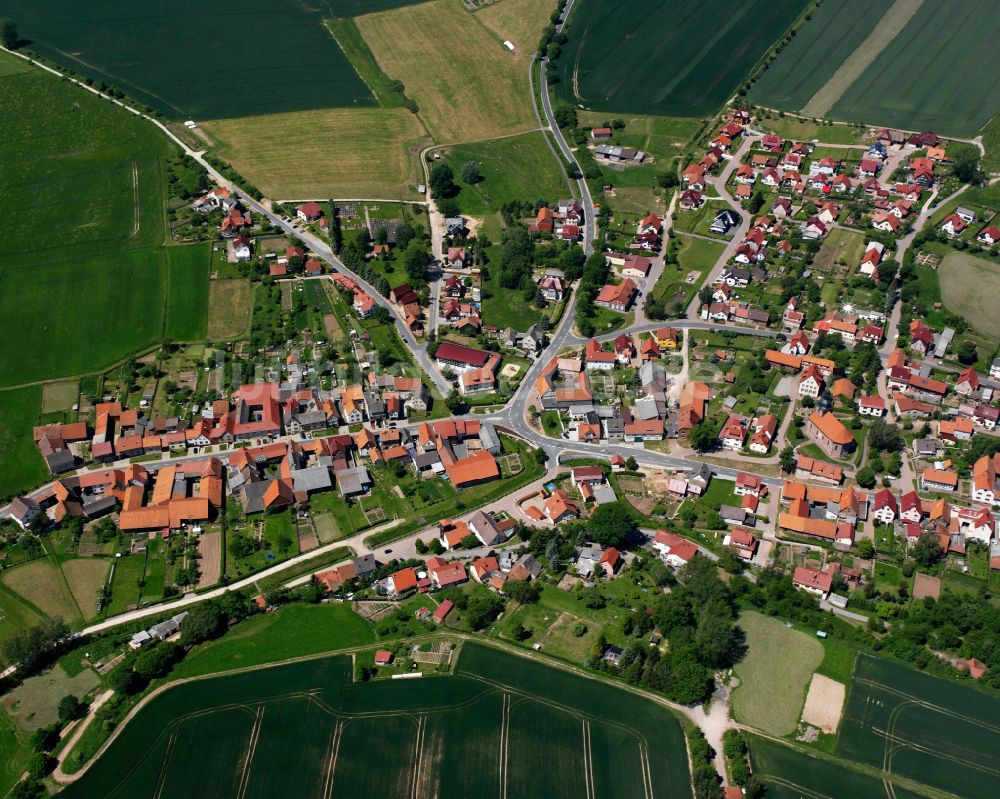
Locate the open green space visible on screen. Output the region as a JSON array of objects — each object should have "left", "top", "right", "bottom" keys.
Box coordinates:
[
  {"left": 748, "top": 0, "right": 895, "bottom": 111},
  {"left": 61, "top": 641, "right": 692, "bottom": 799},
  {"left": 163, "top": 244, "right": 211, "bottom": 341},
  {"left": 0, "top": 51, "right": 211, "bottom": 387},
  {"left": 651, "top": 235, "right": 725, "bottom": 311},
  {"left": 555, "top": 0, "right": 808, "bottom": 117},
  {"left": 827, "top": 0, "right": 1000, "bottom": 135},
  {"left": 439, "top": 132, "right": 570, "bottom": 218},
  {"left": 838, "top": 654, "right": 1000, "bottom": 799},
  {"left": 577, "top": 112, "right": 701, "bottom": 165},
  {"left": 731, "top": 611, "right": 824, "bottom": 736},
  {"left": 1, "top": 663, "right": 100, "bottom": 731},
  {"left": 0, "top": 559, "right": 81, "bottom": 625},
  {"left": 0, "top": 0, "right": 419, "bottom": 119},
  {"left": 173, "top": 603, "right": 377, "bottom": 679},
  {"left": 937, "top": 251, "right": 1000, "bottom": 340},
  {"left": 748, "top": 734, "right": 927, "bottom": 799},
  {"left": 0, "top": 387, "right": 48, "bottom": 502}
]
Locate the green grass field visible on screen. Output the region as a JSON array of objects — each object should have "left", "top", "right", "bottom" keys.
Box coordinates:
[
  {"left": 749, "top": 0, "right": 895, "bottom": 111},
  {"left": 0, "top": 52, "right": 209, "bottom": 387},
  {"left": 838, "top": 655, "right": 1000, "bottom": 799},
  {"left": 0, "top": 387, "right": 49, "bottom": 501},
  {"left": 172, "top": 604, "right": 377, "bottom": 679},
  {"left": 61, "top": 641, "right": 692, "bottom": 799},
  {"left": 61, "top": 558, "right": 111, "bottom": 622},
  {"left": 0, "top": 559, "right": 81, "bottom": 625},
  {"left": 577, "top": 112, "right": 701, "bottom": 164},
  {"left": 439, "top": 132, "right": 571, "bottom": 217},
  {"left": 748, "top": 734, "right": 927, "bottom": 799},
  {"left": 937, "top": 251, "right": 1000, "bottom": 339},
  {"left": 555, "top": 0, "right": 808, "bottom": 117},
  {"left": 2, "top": 0, "right": 403, "bottom": 119},
  {"left": 731, "top": 611, "right": 824, "bottom": 736}
]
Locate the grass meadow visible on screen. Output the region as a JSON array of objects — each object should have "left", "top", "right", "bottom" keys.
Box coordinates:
[
  {"left": 731, "top": 611, "right": 824, "bottom": 736},
  {"left": 0, "top": 387, "right": 49, "bottom": 501},
  {"left": 61, "top": 641, "right": 692, "bottom": 799},
  {"left": 3, "top": 0, "right": 382, "bottom": 119},
  {"left": 358, "top": 0, "right": 540, "bottom": 143},
  {"left": 439, "top": 131, "right": 571, "bottom": 217},
  {"left": 202, "top": 107, "right": 428, "bottom": 199},
  {"left": 837, "top": 655, "right": 1000, "bottom": 799},
  {"left": 937, "top": 251, "right": 1000, "bottom": 339},
  {"left": 555, "top": 0, "right": 808, "bottom": 117},
  {"left": 0, "top": 559, "right": 82, "bottom": 625}
]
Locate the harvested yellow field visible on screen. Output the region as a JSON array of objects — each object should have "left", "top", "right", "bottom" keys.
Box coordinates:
[
  {"left": 358, "top": 0, "right": 536, "bottom": 143},
  {"left": 202, "top": 107, "right": 428, "bottom": 199},
  {"left": 475, "top": 0, "right": 553, "bottom": 68}
]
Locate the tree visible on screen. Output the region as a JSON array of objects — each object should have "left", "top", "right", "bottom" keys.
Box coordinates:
[
  {"left": 957, "top": 340, "right": 979, "bottom": 365},
  {"left": 625, "top": 456, "right": 638, "bottom": 471},
  {"left": 57, "top": 695, "right": 84, "bottom": 724},
  {"left": 912, "top": 531, "right": 944, "bottom": 568},
  {"left": 855, "top": 465, "right": 877, "bottom": 488},
  {"left": 779, "top": 446, "right": 796, "bottom": 474},
  {"left": 403, "top": 243, "right": 429, "bottom": 283},
  {"left": 589, "top": 503, "right": 635, "bottom": 548},
  {"left": 108, "top": 666, "right": 141, "bottom": 696},
  {"left": 445, "top": 389, "right": 463, "bottom": 413},
  {"left": 857, "top": 538, "right": 875, "bottom": 559},
  {"left": 869, "top": 420, "right": 903, "bottom": 453},
  {"left": 26, "top": 752, "right": 54, "bottom": 781},
  {"left": 688, "top": 421, "right": 716, "bottom": 452},
  {"left": 554, "top": 105, "right": 577, "bottom": 128},
  {"left": 504, "top": 580, "right": 541, "bottom": 604},
  {"left": 229, "top": 532, "right": 256, "bottom": 559},
  {"left": 459, "top": 161, "right": 481, "bottom": 185},
  {"left": 134, "top": 642, "right": 182, "bottom": 680},
  {"left": 179, "top": 600, "right": 225, "bottom": 646},
  {"left": 464, "top": 590, "right": 504, "bottom": 630},
  {"left": 0, "top": 18, "right": 17, "bottom": 49},
  {"left": 429, "top": 163, "right": 456, "bottom": 198},
  {"left": 8, "top": 780, "right": 45, "bottom": 799}
]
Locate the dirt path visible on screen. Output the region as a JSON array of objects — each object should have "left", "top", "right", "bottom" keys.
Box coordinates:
[
  {"left": 52, "top": 689, "right": 114, "bottom": 782},
  {"left": 801, "top": 0, "right": 925, "bottom": 117}
]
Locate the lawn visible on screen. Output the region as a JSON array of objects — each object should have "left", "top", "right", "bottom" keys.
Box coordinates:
[
  {"left": 3, "top": 0, "right": 391, "bottom": 119},
  {"left": 577, "top": 112, "right": 701, "bottom": 164},
  {"left": 0, "top": 586, "right": 45, "bottom": 664},
  {"left": 651, "top": 235, "right": 725, "bottom": 311},
  {"left": 731, "top": 611, "right": 825, "bottom": 736},
  {"left": 838, "top": 654, "right": 1000, "bottom": 799},
  {"left": 439, "top": 132, "right": 571, "bottom": 217},
  {"left": 172, "top": 603, "right": 377, "bottom": 679},
  {"left": 163, "top": 244, "right": 210, "bottom": 341},
  {"left": 480, "top": 245, "right": 546, "bottom": 331},
  {"left": 0, "top": 710, "right": 31, "bottom": 798},
  {"left": 0, "top": 387, "right": 49, "bottom": 502},
  {"left": 0, "top": 664, "right": 100, "bottom": 731},
  {"left": 60, "top": 558, "right": 112, "bottom": 622},
  {"left": 357, "top": 0, "right": 540, "bottom": 143},
  {"left": 202, "top": 106, "right": 428, "bottom": 199},
  {"left": 755, "top": 115, "right": 866, "bottom": 145},
  {"left": 937, "top": 251, "right": 1000, "bottom": 339},
  {"left": 104, "top": 552, "right": 147, "bottom": 616},
  {"left": 0, "top": 559, "right": 81, "bottom": 625},
  {"left": 206, "top": 278, "right": 252, "bottom": 340},
  {"left": 555, "top": 0, "right": 809, "bottom": 117}
]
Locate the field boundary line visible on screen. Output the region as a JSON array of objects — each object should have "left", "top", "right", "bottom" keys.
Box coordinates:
[
  {"left": 150, "top": 729, "right": 177, "bottom": 799},
  {"left": 130, "top": 160, "right": 140, "bottom": 238},
  {"left": 758, "top": 774, "right": 832, "bottom": 799},
  {"left": 638, "top": 740, "right": 653, "bottom": 799},
  {"left": 321, "top": 720, "right": 343, "bottom": 799},
  {"left": 857, "top": 678, "right": 1000, "bottom": 734},
  {"left": 410, "top": 714, "right": 427, "bottom": 799},
  {"left": 235, "top": 704, "right": 265, "bottom": 799},
  {"left": 499, "top": 691, "right": 510, "bottom": 799}
]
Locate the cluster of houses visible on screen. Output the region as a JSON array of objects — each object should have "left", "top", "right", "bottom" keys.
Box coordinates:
[
  {"left": 532, "top": 335, "right": 691, "bottom": 443},
  {"left": 32, "top": 378, "right": 433, "bottom": 478},
  {"left": 939, "top": 205, "right": 1000, "bottom": 248},
  {"left": 528, "top": 199, "right": 585, "bottom": 242}
]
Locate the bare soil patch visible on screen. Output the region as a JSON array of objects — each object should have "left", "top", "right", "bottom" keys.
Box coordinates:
[
  {"left": 196, "top": 532, "right": 221, "bottom": 589},
  {"left": 800, "top": 673, "right": 846, "bottom": 733}
]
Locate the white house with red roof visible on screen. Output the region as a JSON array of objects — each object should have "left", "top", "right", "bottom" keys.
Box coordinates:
[
  {"left": 297, "top": 201, "right": 323, "bottom": 222},
  {"left": 858, "top": 395, "right": 886, "bottom": 417},
  {"left": 792, "top": 566, "right": 832, "bottom": 598},
  {"left": 734, "top": 472, "right": 762, "bottom": 497},
  {"left": 899, "top": 491, "right": 923, "bottom": 523},
  {"left": 653, "top": 530, "right": 698, "bottom": 568},
  {"left": 871, "top": 489, "right": 898, "bottom": 524}
]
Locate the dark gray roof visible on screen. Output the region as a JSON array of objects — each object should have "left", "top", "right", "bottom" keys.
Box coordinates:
[
  {"left": 292, "top": 465, "right": 332, "bottom": 494},
  {"left": 353, "top": 554, "right": 377, "bottom": 575}
]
